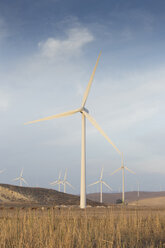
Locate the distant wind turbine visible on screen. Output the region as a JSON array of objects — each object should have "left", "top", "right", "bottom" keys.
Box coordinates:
[
  {"left": 13, "top": 168, "right": 28, "bottom": 186},
  {"left": 88, "top": 167, "right": 112, "bottom": 203},
  {"left": 137, "top": 180, "right": 140, "bottom": 198},
  {"left": 111, "top": 153, "right": 135, "bottom": 203},
  {"left": 159, "top": 184, "right": 162, "bottom": 192},
  {"left": 62, "top": 169, "right": 74, "bottom": 193},
  {"left": 25, "top": 52, "right": 121, "bottom": 208},
  {"left": 50, "top": 171, "right": 63, "bottom": 192}
]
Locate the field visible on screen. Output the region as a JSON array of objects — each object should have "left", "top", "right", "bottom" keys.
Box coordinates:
[{"left": 0, "top": 206, "right": 165, "bottom": 248}]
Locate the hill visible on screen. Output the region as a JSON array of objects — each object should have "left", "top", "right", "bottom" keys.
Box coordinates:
[
  {"left": 130, "top": 196, "right": 165, "bottom": 207},
  {"left": 87, "top": 191, "right": 165, "bottom": 205},
  {"left": 0, "top": 184, "right": 103, "bottom": 207}
]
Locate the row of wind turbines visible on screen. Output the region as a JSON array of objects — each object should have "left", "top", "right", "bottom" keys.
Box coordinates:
[
  {"left": 1, "top": 163, "right": 136, "bottom": 204},
  {"left": 0, "top": 168, "right": 74, "bottom": 193},
  {"left": 50, "top": 169, "right": 74, "bottom": 193},
  {"left": 85, "top": 160, "right": 135, "bottom": 204},
  {"left": 50, "top": 165, "right": 136, "bottom": 204},
  {"left": 24, "top": 52, "right": 136, "bottom": 208}
]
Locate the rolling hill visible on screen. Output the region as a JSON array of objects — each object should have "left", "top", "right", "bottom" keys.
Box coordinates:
[
  {"left": 0, "top": 184, "right": 103, "bottom": 207},
  {"left": 130, "top": 196, "right": 165, "bottom": 207},
  {"left": 1, "top": 184, "right": 165, "bottom": 208},
  {"left": 87, "top": 191, "right": 165, "bottom": 205}
]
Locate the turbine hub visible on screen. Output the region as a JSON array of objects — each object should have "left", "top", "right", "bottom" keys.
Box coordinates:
[{"left": 83, "top": 107, "right": 89, "bottom": 113}]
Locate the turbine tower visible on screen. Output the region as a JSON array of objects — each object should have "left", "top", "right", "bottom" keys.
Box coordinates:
[
  {"left": 25, "top": 52, "right": 121, "bottom": 208},
  {"left": 50, "top": 171, "right": 63, "bottom": 191},
  {"left": 137, "top": 180, "right": 140, "bottom": 198},
  {"left": 62, "top": 169, "right": 74, "bottom": 193},
  {"left": 13, "top": 168, "right": 28, "bottom": 186},
  {"left": 88, "top": 167, "right": 112, "bottom": 203},
  {"left": 111, "top": 153, "right": 135, "bottom": 204}
]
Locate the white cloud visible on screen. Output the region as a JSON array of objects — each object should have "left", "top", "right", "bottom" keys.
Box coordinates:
[{"left": 38, "top": 27, "right": 94, "bottom": 58}]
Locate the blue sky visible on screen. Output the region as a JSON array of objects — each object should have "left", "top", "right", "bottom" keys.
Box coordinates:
[{"left": 0, "top": 0, "right": 165, "bottom": 193}]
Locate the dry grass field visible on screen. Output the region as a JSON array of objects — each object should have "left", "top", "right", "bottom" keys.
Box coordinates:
[
  {"left": 0, "top": 206, "right": 165, "bottom": 248},
  {"left": 1, "top": 184, "right": 165, "bottom": 247}
]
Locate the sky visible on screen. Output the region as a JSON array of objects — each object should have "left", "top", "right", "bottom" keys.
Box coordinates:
[{"left": 0, "top": 0, "right": 165, "bottom": 194}]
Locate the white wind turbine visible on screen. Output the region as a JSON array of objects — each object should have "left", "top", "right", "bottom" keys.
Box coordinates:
[
  {"left": 88, "top": 167, "right": 112, "bottom": 203},
  {"left": 137, "top": 180, "right": 140, "bottom": 198},
  {"left": 111, "top": 153, "right": 135, "bottom": 203},
  {"left": 25, "top": 52, "right": 121, "bottom": 208},
  {"left": 62, "top": 169, "right": 74, "bottom": 193},
  {"left": 13, "top": 168, "right": 28, "bottom": 186},
  {"left": 50, "top": 171, "right": 63, "bottom": 191}
]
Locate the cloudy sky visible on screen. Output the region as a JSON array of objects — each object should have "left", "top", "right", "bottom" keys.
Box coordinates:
[{"left": 0, "top": 0, "right": 165, "bottom": 193}]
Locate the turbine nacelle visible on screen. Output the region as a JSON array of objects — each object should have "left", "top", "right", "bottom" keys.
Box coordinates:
[{"left": 80, "top": 107, "right": 89, "bottom": 114}]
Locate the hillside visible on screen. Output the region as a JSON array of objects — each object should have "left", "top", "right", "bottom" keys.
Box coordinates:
[
  {"left": 1, "top": 184, "right": 165, "bottom": 207},
  {"left": 87, "top": 191, "right": 165, "bottom": 204},
  {"left": 130, "top": 196, "right": 165, "bottom": 207},
  {"left": 0, "top": 184, "right": 103, "bottom": 207}
]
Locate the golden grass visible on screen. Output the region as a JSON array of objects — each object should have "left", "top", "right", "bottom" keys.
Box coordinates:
[{"left": 0, "top": 207, "right": 165, "bottom": 247}]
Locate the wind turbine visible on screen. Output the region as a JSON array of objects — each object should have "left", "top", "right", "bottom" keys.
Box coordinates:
[
  {"left": 50, "top": 171, "right": 63, "bottom": 191},
  {"left": 13, "top": 168, "right": 28, "bottom": 186},
  {"left": 111, "top": 153, "right": 135, "bottom": 204},
  {"left": 137, "top": 180, "right": 140, "bottom": 198},
  {"left": 25, "top": 52, "right": 121, "bottom": 208},
  {"left": 159, "top": 184, "right": 162, "bottom": 192},
  {"left": 88, "top": 167, "right": 112, "bottom": 203},
  {"left": 62, "top": 169, "right": 74, "bottom": 193}
]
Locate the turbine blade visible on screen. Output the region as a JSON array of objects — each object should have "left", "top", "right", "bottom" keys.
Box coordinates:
[
  {"left": 88, "top": 181, "right": 99, "bottom": 187},
  {"left": 125, "top": 166, "right": 135, "bottom": 174},
  {"left": 52, "top": 181, "right": 62, "bottom": 186},
  {"left": 12, "top": 177, "right": 20, "bottom": 181},
  {"left": 102, "top": 181, "right": 112, "bottom": 191},
  {"left": 81, "top": 52, "right": 101, "bottom": 107},
  {"left": 58, "top": 171, "right": 61, "bottom": 180},
  {"left": 64, "top": 169, "right": 67, "bottom": 181},
  {"left": 100, "top": 167, "right": 104, "bottom": 180},
  {"left": 20, "top": 168, "right": 23, "bottom": 177},
  {"left": 22, "top": 178, "right": 28, "bottom": 185},
  {"left": 111, "top": 167, "right": 121, "bottom": 176},
  {"left": 66, "top": 181, "right": 74, "bottom": 189},
  {"left": 83, "top": 111, "right": 121, "bottom": 155},
  {"left": 50, "top": 180, "right": 58, "bottom": 185},
  {"left": 52, "top": 182, "right": 59, "bottom": 186},
  {"left": 24, "top": 108, "right": 81, "bottom": 125}
]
